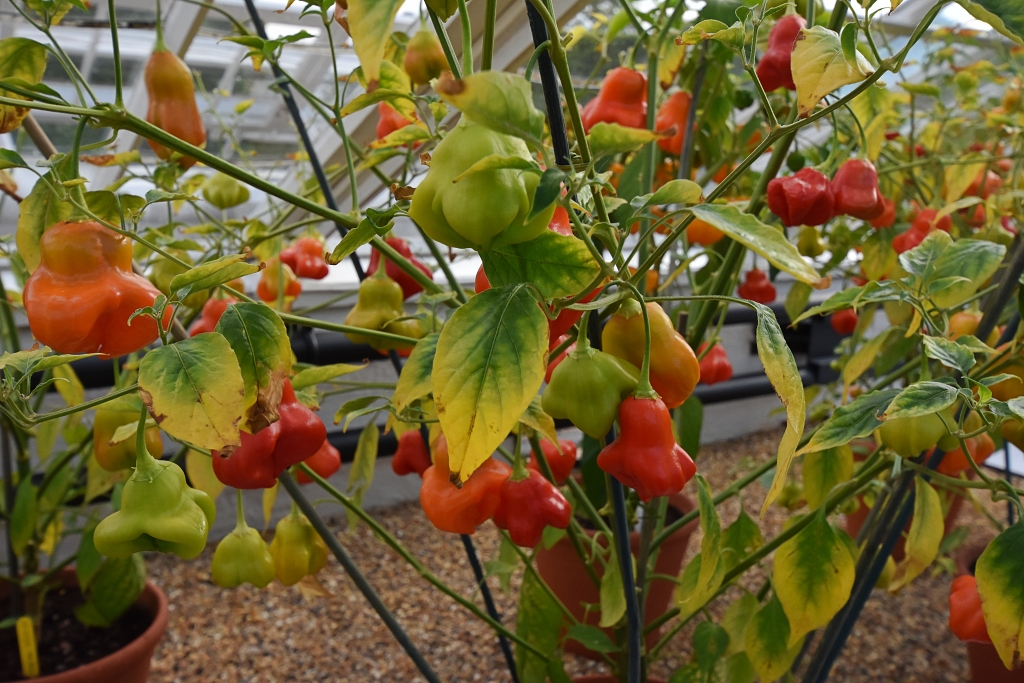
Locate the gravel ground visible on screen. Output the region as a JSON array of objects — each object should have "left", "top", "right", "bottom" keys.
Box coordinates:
[{"left": 147, "top": 428, "right": 1015, "bottom": 682}]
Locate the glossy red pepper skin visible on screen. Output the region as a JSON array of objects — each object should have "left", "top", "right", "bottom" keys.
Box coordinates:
[
  {"left": 376, "top": 102, "right": 416, "bottom": 141},
  {"left": 280, "top": 237, "right": 329, "bottom": 280},
  {"left": 212, "top": 380, "right": 327, "bottom": 489},
  {"left": 938, "top": 433, "right": 994, "bottom": 477},
  {"left": 545, "top": 336, "right": 573, "bottom": 384},
  {"left": 655, "top": 91, "right": 692, "bottom": 155},
  {"left": 295, "top": 439, "right": 342, "bottom": 484},
  {"left": 475, "top": 266, "right": 490, "bottom": 294},
  {"left": 756, "top": 14, "right": 806, "bottom": 92},
  {"left": 420, "top": 440, "right": 510, "bottom": 534},
  {"left": 830, "top": 308, "right": 858, "bottom": 335},
  {"left": 581, "top": 68, "right": 647, "bottom": 133},
  {"left": 367, "top": 236, "right": 434, "bottom": 300},
  {"left": 391, "top": 430, "right": 432, "bottom": 477},
  {"left": 493, "top": 470, "right": 572, "bottom": 548},
  {"left": 766, "top": 168, "right": 835, "bottom": 227},
  {"left": 548, "top": 206, "right": 572, "bottom": 236},
  {"left": 966, "top": 169, "right": 1002, "bottom": 199},
  {"left": 189, "top": 296, "right": 237, "bottom": 337},
  {"left": 949, "top": 575, "right": 992, "bottom": 644},
  {"left": 892, "top": 208, "right": 952, "bottom": 254},
  {"left": 869, "top": 197, "right": 896, "bottom": 229},
  {"left": 737, "top": 268, "right": 777, "bottom": 305},
  {"left": 597, "top": 396, "right": 696, "bottom": 502},
  {"left": 698, "top": 342, "right": 733, "bottom": 386},
  {"left": 527, "top": 439, "right": 578, "bottom": 484},
  {"left": 832, "top": 159, "right": 885, "bottom": 220}
]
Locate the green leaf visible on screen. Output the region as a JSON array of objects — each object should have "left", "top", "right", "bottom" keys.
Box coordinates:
[
  {"left": 334, "top": 396, "right": 380, "bottom": 429},
  {"left": 678, "top": 19, "right": 745, "bottom": 51},
  {"left": 0, "top": 37, "right": 48, "bottom": 134},
  {"left": 791, "top": 25, "right": 873, "bottom": 116},
  {"left": 9, "top": 477, "right": 37, "bottom": 555},
  {"left": 695, "top": 475, "right": 722, "bottom": 589},
  {"left": 975, "top": 522, "right": 1024, "bottom": 668},
  {"left": 756, "top": 305, "right": 807, "bottom": 515},
  {"left": 722, "top": 509, "right": 763, "bottom": 571},
  {"left": 843, "top": 328, "right": 895, "bottom": 389},
  {"left": 433, "top": 285, "right": 547, "bottom": 481},
  {"left": 528, "top": 168, "right": 565, "bottom": 222},
  {"left": 599, "top": 548, "right": 627, "bottom": 628},
  {"left": 930, "top": 238, "right": 1006, "bottom": 309},
  {"left": 0, "top": 148, "right": 27, "bottom": 170},
  {"left": 674, "top": 395, "right": 703, "bottom": 458},
  {"left": 675, "top": 551, "right": 726, "bottom": 619},
  {"left": 785, "top": 282, "right": 812, "bottom": 326},
  {"left": 392, "top": 334, "right": 439, "bottom": 414},
  {"left": 138, "top": 334, "right": 245, "bottom": 451},
  {"left": 922, "top": 335, "right": 976, "bottom": 374},
  {"left": 519, "top": 395, "right": 559, "bottom": 448},
  {"left": 327, "top": 218, "right": 392, "bottom": 265},
  {"left": 955, "top": 0, "right": 1024, "bottom": 46},
  {"left": 722, "top": 590, "right": 759, "bottom": 656},
  {"left": 435, "top": 71, "right": 546, "bottom": 148},
  {"left": 169, "top": 252, "right": 260, "bottom": 296},
  {"left": 889, "top": 479, "right": 943, "bottom": 592},
  {"left": 566, "top": 624, "right": 619, "bottom": 654},
  {"left": 899, "top": 229, "right": 951, "bottom": 280},
  {"left": 214, "top": 303, "right": 291, "bottom": 433},
  {"left": 346, "top": 423, "right": 379, "bottom": 530},
  {"left": 899, "top": 81, "right": 941, "bottom": 98},
  {"left": 347, "top": 0, "right": 404, "bottom": 84},
  {"left": 75, "top": 555, "right": 146, "bottom": 628},
  {"left": 339, "top": 88, "right": 415, "bottom": 118},
  {"left": 883, "top": 381, "right": 958, "bottom": 420},
  {"left": 16, "top": 170, "right": 72, "bottom": 272},
  {"left": 291, "top": 362, "right": 366, "bottom": 390},
  {"left": 803, "top": 445, "right": 854, "bottom": 510},
  {"left": 587, "top": 122, "right": 666, "bottom": 158},
  {"left": 425, "top": 0, "right": 458, "bottom": 20},
  {"left": 451, "top": 153, "right": 542, "bottom": 183},
  {"left": 691, "top": 204, "right": 828, "bottom": 288},
  {"left": 76, "top": 517, "right": 103, "bottom": 590},
  {"left": 798, "top": 389, "right": 900, "bottom": 454},
  {"left": 480, "top": 231, "right": 601, "bottom": 300},
  {"left": 515, "top": 570, "right": 564, "bottom": 682},
  {"left": 745, "top": 594, "right": 802, "bottom": 682},
  {"left": 643, "top": 179, "right": 705, "bottom": 209}
]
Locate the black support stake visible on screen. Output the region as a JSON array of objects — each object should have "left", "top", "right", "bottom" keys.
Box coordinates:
[{"left": 525, "top": 2, "right": 571, "bottom": 166}]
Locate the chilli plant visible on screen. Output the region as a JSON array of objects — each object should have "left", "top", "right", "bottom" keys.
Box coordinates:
[{"left": 1, "top": 0, "right": 1024, "bottom": 682}]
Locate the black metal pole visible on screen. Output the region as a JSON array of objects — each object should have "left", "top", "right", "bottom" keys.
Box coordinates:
[
  {"left": 524, "top": 2, "right": 571, "bottom": 166},
  {"left": 460, "top": 534, "right": 519, "bottom": 681},
  {"left": 278, "top": 473, "right": 443, "bottom": 683},
  {"left": 610, "top": 479, "right": 642, "bottom": 683}
]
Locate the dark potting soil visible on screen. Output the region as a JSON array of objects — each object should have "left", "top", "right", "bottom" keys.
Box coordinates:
[{"left": 0, "top": 584, "right": 152, "bottom": 681}]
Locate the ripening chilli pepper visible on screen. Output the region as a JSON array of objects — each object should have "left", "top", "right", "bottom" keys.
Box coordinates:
[
  {"left": 697, "top": 342, "right": 733, "bottom": 386},
  {"left": 269, "top": 507, "right": 329, "bottom": 586},
  {"left": 23, "top": 221, "right": 171, "bottom": 357},
  {"left": 830, "top": 308, "right": 858, "bottom": 336},
  {"left": 211, "top": 379, "right": 327, "bottom": 489},
  {"left": 756, "top": 14, "right": 806, "bottom": 92},
  {"left": 493, "top": 469, "right": 572, "bottom": 548},
  {"left": 144, "top": 38, "right": 206, "bottom": 168},
  {"left": 766, "top": 167, "right": 835, "bottom": 227},
  {"left": 831, "top": 159, "right": 885, "bottom": 220},
  {"left": 527, "top": 439, "right": 578, "bottom": 484},
  {"left": 94, "top": 416, "right": 216, "bottom": 560},
  {"left": 343, "top": 263, "right": 421, "bottom": 351},
  {"left": 202, "top": 172, "right": 249, "bottom": 210},
  {"left": 376, "top": 102, "right": 417, "bottom": 142},
  {"left": 655, "top": 91, "right": 692, "bottom": 156},
  {"left": 391, "top": 430, "right": 432, "bottom": 477},
  {"left": 257, "top": 257, "right": 302, "bottom": 303},
  {"left": 580, "top": 67, "right": 648, "bottom": 133},
  {"left": 892, "top": 208, "right": 952, "bottom": 254},
  {"left": 403, "top": 27, "right": 447, "bottom": 86},
  {"left": 295, "top": 439, "right": 342, "bottom": 484},
  {"left": 948, "top": 575, "right": 992, "bottom": 644},
  {"left": 212, "top": 492, "right": 276, "bottom": 589},
  {"left": 737, "top": 268, "right": 776, "bottom": 305},
  {"left": 189, "top": 295, "right": 237, "bottom": 336},
  {"left": 93, "top": 394, "right": 165, "bottom": 472},
  {"left": 419, "top": 438, "right": 510, "bottom": 535},
  {"left": 938, "top": 432, "right": 995, "bottom": 477},
  {"left": 367, "top": 236, "right": 434, "bottom": 299},
  {"left": 602, "top": 300, "right": 700, "bottom": 409},
  {"left": 686, "top": 218, "right": 724, "bottom": 246},
  {"left": 280, "top": 236, "right": 329, "bottom": 280},
  {"left": 869, "top": 198, "right": 897, "bottom": 229}
]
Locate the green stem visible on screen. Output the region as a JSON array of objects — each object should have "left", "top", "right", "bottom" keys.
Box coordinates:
[
  {"left": 108, "top": 0, "right": 124, "bottom": 107},
  {"left": 428, "top": 8, "right": 462, "bottom": 79},
  {"left": 524, "top": 41, "right": 551, "bottom": 82},
  {"left": 30, "top": 385, "right": 139, "bottom": 426},
  {"left": 482, "top": 0, "right": 496, "bottom": 71},
  {"left": 458, "top": 0, "right": 473, "bottom": 77}
]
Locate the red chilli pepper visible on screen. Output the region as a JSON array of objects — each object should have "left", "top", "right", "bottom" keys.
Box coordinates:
[
  {"left": 830, "top": 308, "right": 858, "bottom": 335},
  {"left": 391, "top": 430, "right": 432, "bottom": 477},
  {"left": 698, "top": 342, "right": 733, "bottom": 386},
  {"left": 280, "top": 237, "right": 329, "bottom": 280},
  {"left": 420, "top": 440, "right": 510, "bottom": 535},
  {"left": 738, "top": 268, "right": 776, "bottom": 305},
  {"left": 655, "top": 91, "right": 692, "bottom": 156},
  {"left": 212, "top": 379, "right": 327, "bottom": 489},
  {"left": 597, "top": 395, "right": 696, "bottom": 502},
  {"left": 295, "top": 439, "right": 341, "bottom": 484},
  {"left": 189, "top": 296, "right": 237, "bottom": 337},
  {"left": 869, "top": 197, "right": 897, "bottom": 229},
  {"left": 493, "top": 470, "right": 572, "bottom": 548},
  {"left": 831, "top": 159, "right": 885, "bottom": 220},
  {"left": 376, "top": 102, "right": 416, "bottom": 141},
  {"left": 527, "top": 439, "right": 578, "bottom": 484},
  {"left": 892, "top": 208, "right": 952, "bottom": 254},
  {"left": 581, "top": 67, "right": 647, "bottom": 133},
  {"left": 367, "top": 236, "right": 434, "bottom": 300},
  {"left": 756, "top": 14, "right": 806, "bottom": 92},
  {"left": 766, "top": 168, "right": 835, "bottom": 227},
  {"left": 948, "top": 575, "right": 992, "bottom": 644}
]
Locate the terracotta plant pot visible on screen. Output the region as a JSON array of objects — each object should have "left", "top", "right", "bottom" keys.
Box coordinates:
[
  {"left": 536, "top": 492, "right": 697, "bottom": 661},
  {"left": 1, "top": 567, "right": 168, "bottom": 683},
  {"left": 573, "top": 676, "right": 666, "bottom": 683}
]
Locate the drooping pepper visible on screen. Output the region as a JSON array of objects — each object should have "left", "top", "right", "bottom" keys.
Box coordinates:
[
  {"left": 211, "top": 379, "right": 327, "bottom": 489},
  {"left": 580, "top": 67, "right": 648, "bottom": 133},
  {"left": 409, "top": 118, "right": 556, "bottom": 249},
  {"left": 189, "top": 295, "right": 237, "bottom": 336},
  {"left": 343, "top": 264, "right": 421, "bottom": 351},
  {"left": 686, "top": 218, "right": 725, "bottom": 246},
  {"left": 144, "top": 41, "right": 206, "bottom": 168},
  {"left": 869, "top": 198, "right": 897, "bottom": 229},
  {"left": 391, "top": 430, "right": 432, "bottom": 477},
  {"left": 420, "top": 438, "right": 510, "bottom": 535},
  {"left": 755, "top": 14, "right": 806, "bottom": 92},
  {"left": 492, "top": 469, "right": 572, "bottom": 548},
  {"left": 797, "top": 225, "right": 826, "bottom": 257},
  {"left": 876, "top": 410, "right": 952, "bottom": 457},
  {"left": 280, "top": 236, "right": 329, "bottom": 280},
  {"left": 831, "top": 159, "right": 885, "bottom": 220},
  {"left": 766, "top": 167, "right": 835, "bottom": 227},
  {"left": 376, "top": 102, "right": 417, "bottom": 142},
  {"left": 655, "top": 91, "right": 692, "bottom": 156},
  {"left": 23, "top": 221, "right": 170, "bottom": 357},
  {"left": 295, "top": 439, "right": 342, "bottom": 484},
  {"left": 202, "top": 172, "right": 250, "bottom": 210},
  {"left": 601, "top": 300, "right": 700, "bottom": 409},
  {"left": 597, "top": 395, "right": 697, "bottom": 502},
  {"left": 93, "top": 394, "right": 165, "bottom": 472},
  {"left": 949, "top": 575, "right": 992, "bottom": 644},
  {"left": 527, "top": 438, "right": 578, "bottom": 484},
  {"left": 367, "top": 236, "right": 434, "bottom": 299},
  {"left": 269, "top": 507, "right": 329, "bottom": 586},
  {"left": 737, "top": 268, "right": 777, "bottom": 305},
  {"left": 698, "top": 342, "right": 733, "bottom": 386},
  {"left": 94, "top": 416, "right": 216, "bottom": 559},
  {"left": 892, "top": 208, "right": 952, "bottom": 254},
  {"left": 257, "top": 257, "right": 302, "bottom": 304},
  {"left": 830, "top": 308, "right": 858, "bottom": 335},
  {"left": 212, "top": 492, "right": 276, "bottom": 589},
  {"left": 404, "top": 27, "right": 447, "bottom": 86}
]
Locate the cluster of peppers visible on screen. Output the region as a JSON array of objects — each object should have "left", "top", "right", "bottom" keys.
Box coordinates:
[{"left": 766, "top": 159, "right": 889, "bottom": 228}]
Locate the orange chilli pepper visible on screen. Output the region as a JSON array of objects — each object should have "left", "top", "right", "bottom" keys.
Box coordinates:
[
  {"left": 144, "top": 40, "right": 206, "bottom": 168},
  {"left": 420, "top": 438, "right": 510, "bottom": 535}
]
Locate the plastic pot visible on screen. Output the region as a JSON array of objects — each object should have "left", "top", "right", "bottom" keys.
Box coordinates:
[{"left": 536, "top": 492, "right": 697, "bottom": 661}]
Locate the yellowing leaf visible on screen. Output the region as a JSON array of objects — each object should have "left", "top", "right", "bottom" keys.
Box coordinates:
[
  {"left": 262, "top": 483, "right": 278, "bottom": 531},
  {"left": 599, "top": 549, "right": 626, "bottom": 628},
  {"left": 370, "top": 124, "right": 431, "bottom": 150},
  {"left": 843, "top": 328, "right": 894, "bottom": 391},
  {"left": 745, "top": 594, "right": 803, "bottom": 682},
  {"left": 945, "top": 158, "right": 987, "bottom": 203},
  {"left": 0, "top": 37, "right": 48, "bottom": 134},
  {"left": 138, "top": 334, "right": 245, "bottom": 451},
  {"left": 392, "top": 334, "right": 439, "bottom": 414},
  {"left": 695, "top": 474, "right": 722, "bottom": 589},
  {"left": 17, "top": 170, "right": 72, "bottom": 273},
  {"left": 185, "top": 450, "right": 226, "bottom": 502},
  {"left": 773, "top": 512, "right": 855, "bottom": 646},
  {"left": 863, "top": 113, "right": 888, "bottom": 162},
  {"left": 434, "top": 71, "right": 546, "bottom": 148},
  {"left": 955, "top": 0, "right": 1024, "bottom": 47},
  {"left": 675, "top": 551, "right": 726, "bottom": 619},
  {"left": 658, "top": 35, "right": 686, "bottom": 88},
  {"left": 678, "top": 20, "right": 745, "bottom": 51},
  {"left": 519, "top": 395, "right": 559, "bottom": 447},
  {"left": 433, "top": 286, "right": 547, "bottom": 481},
  {"left": 791, "top": 26, "right": 873, "bottom": 117},
  {"left": 587, "top": 122, "right": 666, "bottom": 158},
  {"left": 347, "top": 0, "right": 404, "bottom": 84},
  {"left": 889, "top": 478, "right": 943, "bottom": 592},
  {"left": 976, "top": 522, "right": 1024, "bottom": 668},
  {"left": 802, "top": 445, "right": 853, "bottom": 510}
]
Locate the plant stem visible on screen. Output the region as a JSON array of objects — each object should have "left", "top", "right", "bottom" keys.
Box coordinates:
[{"left": 482, "top": 0, "right": 496, "bottom": 70}]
